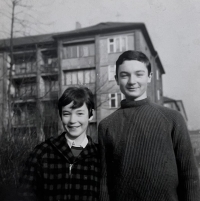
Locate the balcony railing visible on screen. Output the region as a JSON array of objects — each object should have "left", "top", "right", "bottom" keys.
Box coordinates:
[
  {"left": 12, "top": 118, "right": 36, "bottom": 127},
  {"left": 42, "top": 91, "right": 58, "bottom": 99},
  {"left": 15, "top": 63, "right": 37, "bottom": 75},
  {"left": 41, "top": 60, "right": 58, "bottom": 73},
  {"left": 13, "top": 93, "right": 37, "bottom": 101}
]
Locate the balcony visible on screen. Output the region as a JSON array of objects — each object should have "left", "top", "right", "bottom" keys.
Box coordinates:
[
  {"left": 62, "top": 56, "right": 95, "bottom": 70},
  {"left": 12, "top": 117, "right": 36, "bottom": 128},
  {"left": 13, "top": 93, "right": 37, "bottom": 103},
  {"left": 41, "top": 65, "right": 58, "bottom": 73},
  {"left": 41, "top": 91, "right": 58, "bottom": 100},
  {"left": 41, "top": 59, "right": 58, "bottom": 75},
  {"left": 15, "top": 62, "right": 36, "bottom": 74}
]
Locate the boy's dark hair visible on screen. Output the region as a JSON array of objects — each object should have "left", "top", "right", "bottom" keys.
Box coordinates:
[
  {"left": 116, "top": 50, "right": 151, "bottom": 77},
  {"left": 58, "top": 86, "right": 94, "bottom": 119}
]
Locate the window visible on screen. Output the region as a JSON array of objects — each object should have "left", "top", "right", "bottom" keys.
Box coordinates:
[
  {"left": 64, "top": 69, "right": 96, "bottom": 85},
  {"left": 109, "top": 93, "right": 125, "bottom": 108},
  {"left": 108, "top": 36, "right": 127, "bottom": 53},
  {"left": 45, "top": 80, "right": 58, "bottom": 93},
  {"left": 63, "top": 44, "right": 95, "bottom": 59},
  {"left": 108, "top": 65, "right": 116, "bottom": 81},
  {"left": 121, "top": 37, "right": 126, "bottom": 52},
  {"left": 19, "top": 83, "right": 36, "bottom": 97},
  {"left": 157, "top": 90, "right": 160, "bottom": 100},
  {"left": 109, "top": 93, "right": 117, "bottom": 108},
  {"left": 109, "top": 39, "right": 114, "bottom": 53},
  {"left": 156, "top": 69, "right": 160, "bottom": 80}
]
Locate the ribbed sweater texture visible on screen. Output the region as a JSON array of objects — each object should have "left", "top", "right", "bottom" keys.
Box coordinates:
[{"left": 98, "top": 98, "right": 200, "bottom": 201}]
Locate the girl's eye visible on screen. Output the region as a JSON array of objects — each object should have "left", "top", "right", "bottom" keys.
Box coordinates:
[{"left": 63, "top": 113, "right": 70, "bottom": 116}]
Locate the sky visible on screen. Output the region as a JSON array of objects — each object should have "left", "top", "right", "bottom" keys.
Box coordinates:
[{"left": 0, "top": 0, "right": 200, "bottom": 130}]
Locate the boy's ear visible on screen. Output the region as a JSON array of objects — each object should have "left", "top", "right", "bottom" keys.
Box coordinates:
[
  {"left": 115, "top": 75, "right": 119, "bottom": 85},
  {"left": 148, "top": 72, "right": 153, "bottom": 83}
]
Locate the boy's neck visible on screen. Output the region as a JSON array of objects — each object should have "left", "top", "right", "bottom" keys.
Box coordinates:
[{"left": 126, "top": 93, "right": 147, "bottom": 102}]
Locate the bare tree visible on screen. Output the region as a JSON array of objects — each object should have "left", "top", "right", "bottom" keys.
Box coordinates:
[{"left": 0, "top": 0, "right": 59, "bottom": 141}]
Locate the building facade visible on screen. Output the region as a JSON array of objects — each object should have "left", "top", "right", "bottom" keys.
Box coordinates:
[{"left": 0, "top": 22, "right": 165, "bottom": 142}]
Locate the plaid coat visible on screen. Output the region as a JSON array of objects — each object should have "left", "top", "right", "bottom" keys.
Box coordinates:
[{"left": 19, "top": 132, "right": 100, "bottom": 201}]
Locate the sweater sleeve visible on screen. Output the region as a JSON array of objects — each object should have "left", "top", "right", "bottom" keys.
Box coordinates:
[
  {"left": 172, "top": 112, "right": 200, "bottom": 201},
  {"left": 98, "top": 121, "right": 110, "bottom": 201},
  {"left": 18, "top": 146, "right": 43, "bottom": 201}
]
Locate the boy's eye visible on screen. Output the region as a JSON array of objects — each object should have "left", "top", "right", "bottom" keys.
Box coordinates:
[
  {"left": 77, "top": 113, "right": 84, "bottom": 115},
  {"left": 120, "top": 73, "right": 128, "bottom": 78},
  {"left": 137, "top": 73, "right": 144, "bottom": 77}
]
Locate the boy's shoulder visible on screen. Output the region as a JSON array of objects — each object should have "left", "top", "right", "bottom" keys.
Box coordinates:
[
  {"left": 99, "top": 108, "right": 121, "bottom": 127},
  {"left": 150, "top": 101, "right": 184, "bottom": 118},
  {"left": 99, "top": 101, "right": 185, "bottom": 128}
]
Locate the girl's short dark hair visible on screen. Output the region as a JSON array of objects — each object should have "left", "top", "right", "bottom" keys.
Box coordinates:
[
  {"left": 58, "top": 86, "right": 94, "bottom": 118},
  {"left": 116, "top": 50, "right": 151, "bottom": 77}
]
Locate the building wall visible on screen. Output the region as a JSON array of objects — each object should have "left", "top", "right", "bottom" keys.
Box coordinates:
[
  {"left": 0, "top": 25, "right": 165, "bottom": 141},
  {"left": 97, "top": 32, "right": 135, "bottom": 120}
]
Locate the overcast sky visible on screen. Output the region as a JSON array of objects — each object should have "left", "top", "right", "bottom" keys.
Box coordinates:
[{"left": 0, "top": 0, "right": 200, "bottom": 130}]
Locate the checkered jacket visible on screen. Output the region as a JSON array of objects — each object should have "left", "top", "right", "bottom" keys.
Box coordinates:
[{"left": 19, "top": 132, "right": 100, "bottom": 201}]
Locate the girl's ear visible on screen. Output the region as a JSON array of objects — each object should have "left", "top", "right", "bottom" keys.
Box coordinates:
[
  {"left": 89, "top": 115, "right": 93, "bottom": 122},
  {"left": 89, "top": 109, "right": 94, "bottom": 121}
]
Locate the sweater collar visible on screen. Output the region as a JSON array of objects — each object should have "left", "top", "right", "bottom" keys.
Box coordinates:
[{"left": 121, "top": 98, "right": 150, "bottom": 109}]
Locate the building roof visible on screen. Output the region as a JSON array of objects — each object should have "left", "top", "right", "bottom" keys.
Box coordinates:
[
  {"left": 163, "top": 96, "right": 188, "bottom": 120},
  {"left": 0, "top": 22, "right": 165, "bottom": 73},
  {"left": 0, "top": 33, "right": 55, "bottom": 48},
  {"left": 163, "top": 96, "right": 177, "bottom": 103},
  {"left": 53, "top": 22, "right": 143, "bottom": 38},
  {"left": 189, "top": 130, "right": 200, "bottom": 135}
]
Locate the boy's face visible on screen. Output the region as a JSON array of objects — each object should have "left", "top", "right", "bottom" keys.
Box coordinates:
[
  {"left": 115, "top": 60, "right": 152, "bottom": 101},
  {"left": 61, "top": 102, "right": 90, "bottom": 140}
]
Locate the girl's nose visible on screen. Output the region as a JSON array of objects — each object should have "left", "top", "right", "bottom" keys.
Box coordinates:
[{"left": 69, "top": 114, "right": 77, "bottom": 123}]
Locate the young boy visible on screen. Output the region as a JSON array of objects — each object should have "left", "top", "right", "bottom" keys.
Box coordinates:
[
  {"left": 19, "top": 86, "right": 100, "bottom": 201},
  {"left": 98, "top": 50, "right": 200, "bottom": 201}
]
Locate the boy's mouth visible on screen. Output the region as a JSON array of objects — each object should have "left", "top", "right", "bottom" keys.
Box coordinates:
[{"left": 127, "top": 87, "right": 139, "bottom": 90}]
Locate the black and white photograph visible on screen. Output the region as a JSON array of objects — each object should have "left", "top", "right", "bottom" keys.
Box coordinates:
[{"left": 0, "top": 0, "right": 200, "bottom": 200}]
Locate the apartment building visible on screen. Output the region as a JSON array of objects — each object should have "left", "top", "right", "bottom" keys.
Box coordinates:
[{"left": 0, "top": 22, "right": 165, "bottom": 141}]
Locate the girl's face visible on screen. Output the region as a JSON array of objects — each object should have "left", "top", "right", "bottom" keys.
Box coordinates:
[{"left": 61, "top": 102, "right": 90, "bottom": 141}]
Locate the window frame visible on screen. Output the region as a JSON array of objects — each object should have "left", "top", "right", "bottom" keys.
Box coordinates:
[
  {"left": 157, "top": 89, "right": 160, "bottom": 100},
  {"left": 156, "top": 69, "right": 160, "bottom": 80},
  {"left": 108, "top": 65, "right": 116, "bottom": 81},
  {"left": 107, "top": 36, "right": 128, "bottom": 53},
  {"left": 109, "top": 93, "right": 118, "bottom": 108},
  {"left": 109, "top": 92, "right": 125, "bottom": 108}
]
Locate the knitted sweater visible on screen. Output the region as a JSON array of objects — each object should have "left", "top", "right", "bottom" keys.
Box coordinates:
[{"left": 98, "top": 98, "right": 200, "bottom": 201}]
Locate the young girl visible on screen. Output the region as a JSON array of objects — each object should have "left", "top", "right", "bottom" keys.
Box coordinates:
[{"left": 19, "top": 86, "right": 100, "bottom": 201}]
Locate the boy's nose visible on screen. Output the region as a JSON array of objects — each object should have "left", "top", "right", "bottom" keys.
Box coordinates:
[{"left": 128, "top": 75, "right": 136, "bottom": 85}]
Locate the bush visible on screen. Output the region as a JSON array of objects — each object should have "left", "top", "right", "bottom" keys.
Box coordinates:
[{"left": 0, "top": 135, "right": 39, "bottom": 186}]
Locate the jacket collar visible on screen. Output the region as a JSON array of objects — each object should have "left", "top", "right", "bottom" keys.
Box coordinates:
[{"left": 48, "top": 132, "right": 98, "bottom": 163}]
